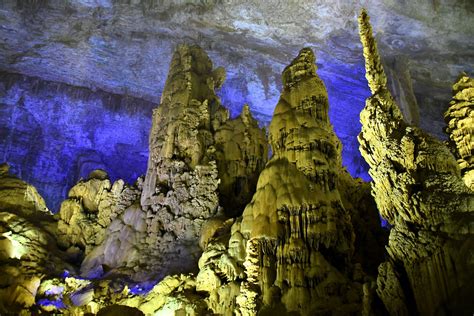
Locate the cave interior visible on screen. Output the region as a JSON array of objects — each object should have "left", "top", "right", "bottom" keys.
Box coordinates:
[{"left": 0, "top": 1, "right": 473, "bottom": 315}]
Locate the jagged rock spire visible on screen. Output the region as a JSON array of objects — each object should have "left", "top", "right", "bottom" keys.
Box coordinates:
[
  {"left": 358, "top": 9, "right": 388, "bottom": 95},
  {"left": 237, "top": 47, "right": 359, "bottom": 315},
  {"left": 80, "top": 45, "right": 267, "bottom": 281},
  {"left": 358, "top": 9, "right": 474, "bottom": 315}
]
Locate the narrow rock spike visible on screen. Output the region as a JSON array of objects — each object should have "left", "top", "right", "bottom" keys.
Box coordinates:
[{"left": 358, "top": 9, "right": 388, "bottom": 94}]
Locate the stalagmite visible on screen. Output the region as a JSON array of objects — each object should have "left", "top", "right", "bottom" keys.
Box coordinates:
[
  {"left": 238, "top": 47, "right": 361, "bottom": 315},
  {"left": 4, "top": 9, "right": 471, "bottom": 312},
  {"left": 194, "top": 47, "right": 385, "bottom": 316},
  {"left": 79, "top": 44, "right": 267, "bottom": 282},
  {"left": 358, "top": 9, "right": 474, "bottom": 315}
]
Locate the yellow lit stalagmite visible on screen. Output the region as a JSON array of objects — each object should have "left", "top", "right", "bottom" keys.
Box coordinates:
[
  {"left": 358, "top": 9, "right": 474, "bottom": 315},
  {"left": 193, "top": 45, "right": 386, "bottom": 316},
  {"left": 237, "top": 47, "right": 365, "bottom": 315}
]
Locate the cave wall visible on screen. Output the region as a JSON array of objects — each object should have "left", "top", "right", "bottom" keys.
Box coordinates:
[
  {"left": 1, "top": 0, "right": 472, "bottom": 212},
  {"left": 0, "top": 72, "right": 154, "bottom": 211},
  {"left": 1, "top": 0, "right": 472, "bottom": 189},
  {"left": 0, "top": 68, "right": 376, "bottom": 211}
]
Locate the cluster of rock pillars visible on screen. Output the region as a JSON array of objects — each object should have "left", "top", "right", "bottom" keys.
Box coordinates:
[{"left": 0, "top": 10, "right": 472, "bottom": 316}]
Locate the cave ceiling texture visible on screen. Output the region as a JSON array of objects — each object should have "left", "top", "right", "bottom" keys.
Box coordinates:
[{"left": 0, "top": 0, "right": 473, "bottom": 210}]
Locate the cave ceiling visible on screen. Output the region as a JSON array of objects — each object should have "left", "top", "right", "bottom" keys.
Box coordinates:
[
  {"left": 0, "top": 0, "right": 473, "bottom": 208},
  {"left": 2, "top": 1, "right": 473, "bottom": 116}
]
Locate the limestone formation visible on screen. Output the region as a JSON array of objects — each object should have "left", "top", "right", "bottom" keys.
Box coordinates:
[
  {"left": 80, "top": 44, "right": 267, "bottom": 282},
  {"left": 56, "top": 170, "right": 139, "bottom": 259},
  {"left": 237, "top": 48, "right": 362, "bottom": 315},
  {"left": 0, "top": 163, "right": 49, "bottom": 216},
  {"left": 3, "top": 13, "right": 472, "bottom": 313},
  {"left": 214, "top": 104, "right": 268, "bottom": 216},
  {"left": 0, "top": 165, "right": 73, "bottom": 314},
  {"left": 191, "top": 47, "right": 386, "bottom": 316},
  {"left": 444, "top": 73, "right": 474, "bottom": 190},
  {"left": 358, "top": 9, "right": 474, "bottom": 315}
]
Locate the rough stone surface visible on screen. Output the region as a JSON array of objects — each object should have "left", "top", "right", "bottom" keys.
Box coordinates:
[
  {"left": 214, "top": 104, "right": 268, "bottom": 216},
  {"left": 0, "top": 162, "right": 49, "bottom": 216},
  {"left": 0, "top": 166, "right": 74, "bottom": 314},
  {"left": 189, "top": 47, "right": 386, "bottom": 316},
  {"left": 444, "top": 73, "right": 474, "bottom": 190},
  {"left": 0, "top": 7, "right": 472, "bottom": 313},
  {"left": 56, "top": 170, "right": 140, "bottom": 260},
  {"left": 0, "top": 71, "right": 154, "bottom": 211},
  {"left": 80, "top": 44, "right": 267, "bottom": 283},
  {"left": 1, "top": 0, "right": 472, "bottom": 200},
  {"left": 358, "top": 10, "right": 474, "bottom": 315}
]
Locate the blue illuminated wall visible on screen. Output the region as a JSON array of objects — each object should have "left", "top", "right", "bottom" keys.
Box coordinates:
[
  {"left": 319, "top": 58, "right": 372, "bottom": 182},
  {"left": 0, "top": 72, "right": 154, "bottom": 211},
  {"left": 0, "top": 57, "right": 372, "bottom": 212},
  {"left": 216, "top": 52, "right": 372, "bottom": 182}
]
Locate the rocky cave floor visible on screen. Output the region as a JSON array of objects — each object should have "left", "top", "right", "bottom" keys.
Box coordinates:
[{"left": 0, "top": 8, "right": 473, "bottom": 316}]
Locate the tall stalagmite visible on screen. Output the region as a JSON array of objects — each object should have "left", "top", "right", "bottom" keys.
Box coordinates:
[
  {"left": 79, "top": 44, "right": 267, "bottom": 281},
  {"left": 193, "top": 47, "right": 386, "bottom": 316},
  {"left": 239, "top": 47, "right": 359, "bottom": 315},
  {"left": 358, "top": 9, "right": 474, "bottom": 315}
]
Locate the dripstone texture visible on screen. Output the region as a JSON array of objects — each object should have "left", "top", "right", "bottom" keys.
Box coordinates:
[
  {"left": 191, "top": 47, "right": 385, "bottom": 316},
  {"left": 80, "top": 44, "right": 267, "bottom": 282},
  {"left": 0, "top": 7, "right": 472, "bottom": 312},
  {"left": 1, "top": 0, "right": 472, "bottom": 194},
  {"left": 56, "top": 169, "right": 140, "bottom": 261},
  {"left": 444, "top": 73, "right": 474, "bottom": 191},
  {"left": 358, "top": 10, "right": 474, "bottom": 315}
]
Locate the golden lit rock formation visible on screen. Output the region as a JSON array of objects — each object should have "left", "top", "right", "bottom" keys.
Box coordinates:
[
  {"left": 0, "top": 12, "right": 471, "bottom": 313},
  {"left": 193, "top": 47, "right": 385, "bottom": 316},
  {"left": 358, "top": 9, "right": 474, "bottom": 315},
  {"left": 0, "top": 164, "right": 73, "bottom": 314},
  {"left": 0, "top": 163, "right": 49, "bottom": 216},
  {"left": 238, "top": 47, "right": 362, "bottom": 315},
  {"left": 79, "top": 44, "right": 267, "bottom": 282},
  {"left": 444, "top": 73, "right": 474, "bottom": 191},
  {"left": 56, "top": 170, "right": 139, "bottom": 259}
]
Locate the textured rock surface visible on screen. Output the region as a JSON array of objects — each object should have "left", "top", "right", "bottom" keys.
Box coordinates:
[
  {"left": 0, "top": 165, "right": 73, "bottom": 314},
  {"left": 0, "top": 6, "right": 472, "bottom": 312},
  {"left": 444, "top": 73, "right": 474, "bottom": 190},
  {"left": 0, "top": 71, "right": 154, "bottom": 211},
  {"left": 56, "top": 169, "right": 140, "bottom": 260},
  {"left": 191, "top": 47, "right": 385, "bottom": 316},
  {"left": 0, "top": 44, "right": 269, "bottom": 314},
  {"left": 1, "top": 0, "right": 472, "bottom": 196},
  {"left": 80, "top": 44, "right": 267, "bottom": 282},
  {"left": 0, "top": 162, "right": 49, "bottom": 215},
  {"left": 1, "top": 0, "right": 472, "bottom": 122},
  {"left": 358, "top": 10, "right": 474, "bottom": 315},
  {"left": 214, "top": 104, "right": 268, "bottom": 216}
]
